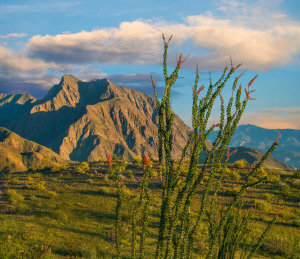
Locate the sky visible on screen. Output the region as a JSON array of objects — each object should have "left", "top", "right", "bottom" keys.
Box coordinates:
[{"left": 0, "top": 0, "right": 300, "bottom": 129}]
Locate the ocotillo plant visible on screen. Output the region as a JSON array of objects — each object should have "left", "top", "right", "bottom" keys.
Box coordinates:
[
  {"left": 151, "top": 34, "right": 279, "bottom": 259},
  {"left": 112, "top": 34, "right": 280, "bottom": 258}
]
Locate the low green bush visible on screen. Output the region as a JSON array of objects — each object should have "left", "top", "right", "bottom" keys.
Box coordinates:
[
  {"left": 233, "top": 159, "right": 247, "bottom": 169},
  {"left": 8, "top": 178, "right": 21, "bottom": 185},
  {"left": 51, "top": 164, "right": 67, "bottom": 173},
  {"left": 224, "top": 187, "right": 240, "bottom": 197},
  {"left": 224, "top": 168, "right": 241, "bottom": 180},
  {"left": 253, "top": 199, "right": 272, "bottom": 212},
  {"left": 6, "top": 189, "right": 24, "bottom": 205}
]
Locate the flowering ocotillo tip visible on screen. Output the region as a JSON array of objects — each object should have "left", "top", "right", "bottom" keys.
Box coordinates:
[
  {"left": 275, "top": 131, "right": 280, "bottom": 144},
  {"left": 226, "top": 146, "right": 231, "bottom": 158},
  {"left": 151, "top": 74, "right": 156, "bottom": 89},
  {"left": 234, "top": 63, "right": 242, "bottom": 71},
  {"left": 230, "top": 56, "right": 233, "bottom": 69},
  {"left": 237, "top": 70, "right": 246, "bottom": 79},
  {"left": 196, "top": 64, "right": 199, "bottom": 77},
  {"left": 219, "top": 94, "right": 224, "bottom": 105},
  {"left": 245, "top": 88, "right": 256, "bottom": 100},
  {"left": 195, "top": 84, "right": 205, "bottom": 96},
  {"left": 201, "top": 97, "right": 211, "bottom": 101},
  {"left": 276, "top": 207, "right": 281, "bottom": 218},
  {"left": 162, "top": 33, "right": 172, "bottom": 45},
  {"left": 248, "top": 74, "right": 258, "bottom": 87}
]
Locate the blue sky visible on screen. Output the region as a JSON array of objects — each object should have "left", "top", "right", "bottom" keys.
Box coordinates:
[{"left": 0, "top": 0, "right": 300, "bottom": 129}]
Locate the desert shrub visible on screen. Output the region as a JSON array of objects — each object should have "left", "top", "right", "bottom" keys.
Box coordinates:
[
  {"left": 262, "top": 193, "right": 273, "bottom": 201},
  {"left": 224, "top": 186, "right": 240, "bottom": 197},
  {"left": 150, "top": 169, "right": 159, "bottom": 177},
  {"left": 27, "top": 168, "right": 35, "bottom": 173},
  {"left": 19, "top": 245, "right": 52, "bottom": 258},
  {"left": 51, "top": 208, "right": 69, "bottom": 222},
  {"left": 51, "top": 164, "right": 67, "bottom": 173},
  {"left": 257, "top": 168, "right": 268, "bottom": 178},
  {"left": 6, "top": 189, "right": 24, "bottom": 205},
  {"left": 266, "top": 173, "right": 281, "bottom": 184},
  {"left": 15, "top": 203, "right": 30, "bottom": 214},
  {"left": 80, "top": 161, "right": 90, "bottom": 171},
  {"left": 26, "top": 176, "right": 34, "bottom": 181},
  {"left": 31, "top": 172, "right": 42, "bottom": 178},
  {"left": 290, "top": 178, "right": 300, "bottom": 188},
  {"left": 33, "top": 181, "right": 46, "bottom": 191},
  {"left": 133, "top": 157, "right": 143, "bottom": 167},
  {"left": 293, "top": 170, "right": 300, "bottom": 178},
  {"left": 98, "top": 186, "right": 116, "bottom": 196},
  {"left": 292, "top": 217, "right": 300, "bottom": 227},
  {"left": 262, "top": 233, "right": 299, "bottom": 258},
  {"left": 233, "top": 159, "right": 247, "bottom": 169},
  {"left": 253, "top": 199, "right": 272, "bottom": 212},
  {"left": 224, "top": 168, "right": 241, "bottom": 180},
  {"left": 8, "top": 178, "right": 21, "bottom": 185},
  {"left": 44, "top": 190, "right": 58, "bottom": 199},
  {"left": 74, "top": 166, "right": 85, "bottom": 174},
  {"left": 113, "top": 163, "right": 127, "bottom": 174},
  {"left": 279, "top": 184, "right": 292, "bottom": 197}
]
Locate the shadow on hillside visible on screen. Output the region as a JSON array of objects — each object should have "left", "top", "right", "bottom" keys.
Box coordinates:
[{"left": 78, "top": 189, "right": 117, "bottom": 198}]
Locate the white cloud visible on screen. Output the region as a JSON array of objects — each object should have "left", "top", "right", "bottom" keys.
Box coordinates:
[
  {"left": 28, "top": 21, "right": 162, "bottom": 65},
  {"left": 0, "top": 33, "right": 27, "bottom": 39},
  {"left": 0, "top": 45, "right": 65, "bottom": 72},
  {"left": 26, "top": 11, "right": 300, "bottom": 71}
]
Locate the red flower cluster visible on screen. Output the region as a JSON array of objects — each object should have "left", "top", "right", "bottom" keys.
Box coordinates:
[
  {"left": 143, "top": 153, "right": 150, "bottom": 168},
  {"left": 162, "top": 33, "right": 172, "bottom": 46},
  {"left": 107, "top": 152, "right": 113, "bottom": 167},
  {"left": 195, "top": 85, "right": 205, "bottom": 96}
]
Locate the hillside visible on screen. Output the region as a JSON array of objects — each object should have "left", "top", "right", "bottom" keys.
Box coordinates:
[
  {"left": 207, "top": 124, "right": 300, "bottom": 168},
  {"left": 0, "top": 127, "right": 67, "bottom": 172},
  {"left": 0, "top": 75, "right": 191, "bottom": 161},
  {"left": 229, "top": 146, "right": 293, "bottom": 170},
  {"left": 0, "top": 162, "right": 298, "bottom": 258}
]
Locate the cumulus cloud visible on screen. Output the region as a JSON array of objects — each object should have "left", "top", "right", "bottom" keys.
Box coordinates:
[
  {"left": 28, "top": 21, "right": 163, "bottom": 65},
  {"left": 0, "top": 45, "right": 63, "bottom": 72},
  {"left": 0, "top": 33, "right": 27, "bottom": 39},
  {"left": 26, "top": 10, "right": 300, "bottom": 71}
]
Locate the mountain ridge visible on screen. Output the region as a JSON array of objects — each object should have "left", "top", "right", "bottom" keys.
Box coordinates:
[
  {"left": 207, "top": 124, "right": 300, "bottom": 168},
  {"left": 0, "top": 127, "right": 67, "bottom": 172},
  {"left": 0, "top": 75, "right": 191, "bottom": 161},
  {"left": 0, "top": 76, "right": 295, "bottom": 169}
]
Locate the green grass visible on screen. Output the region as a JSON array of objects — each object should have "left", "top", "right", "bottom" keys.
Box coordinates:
[{"left": 0, "top": 162, "right": 299, "bottom": 258}]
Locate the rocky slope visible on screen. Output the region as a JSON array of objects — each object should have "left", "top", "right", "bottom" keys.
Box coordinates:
[
  {"left": 0, "top": 75, "right": 190, "bottom": 161},
  {"left": 207, "top": 124, "right": 300, "bottom": 168},
  {"left": 0, "top": 127, "right": 67, "bottom": 172}
]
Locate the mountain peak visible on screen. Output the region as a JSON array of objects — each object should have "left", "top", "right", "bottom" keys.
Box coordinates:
[{"left": 60, "top": 74, "right": 80, "bottom": 83}]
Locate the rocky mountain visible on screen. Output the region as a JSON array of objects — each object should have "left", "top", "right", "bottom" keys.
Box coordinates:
[
  {"left": 0, "top": 75, "right": 190, "bottom": 161},
  {"left": 207, "top": 124, "right": 300, "bottom": 168},
  {"left": 0, "top": 127, "right": 67, "bottom": 172}
]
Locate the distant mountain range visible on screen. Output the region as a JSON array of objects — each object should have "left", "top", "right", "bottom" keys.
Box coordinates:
[
  {"left": 207, "top": 124, "right": 300, "bottom": 168},
  {"left": 0, "top": 75, "right": 190, "bottom": 162},
  {"left": 0, "top": 127, "right": 67, "bottom": 172},
  {"left": 0, "top": 75, "right": 296, "bottom": 170}
]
